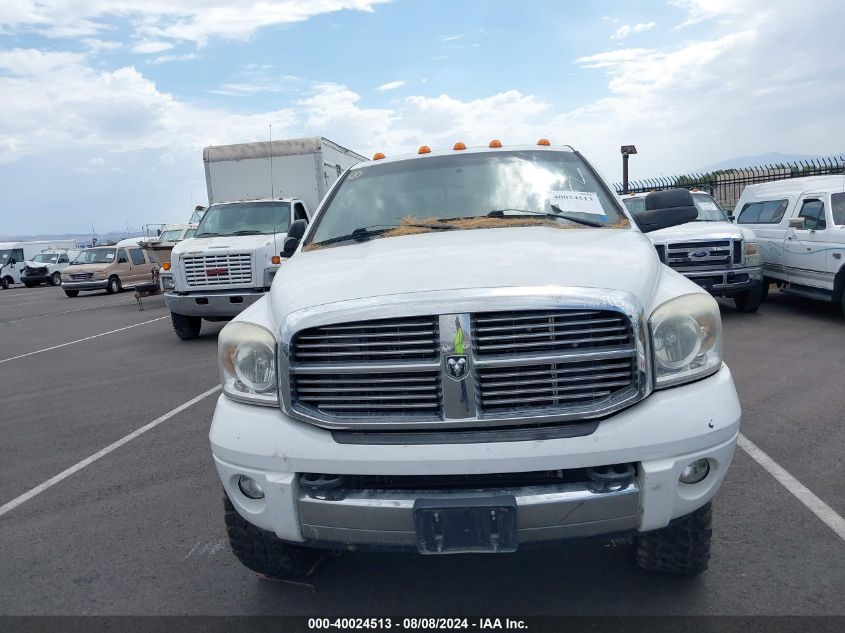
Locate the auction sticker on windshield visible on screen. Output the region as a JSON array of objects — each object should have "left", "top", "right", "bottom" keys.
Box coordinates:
[{"left": 549, "top": 190, "right": 606, "bottom": 217}]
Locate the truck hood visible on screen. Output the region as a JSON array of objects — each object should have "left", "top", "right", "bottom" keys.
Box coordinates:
[
  {"left": 63, "top": 263, "right": 110, "bottom": 274},
  {"left": 270, "top": 226, "right": 660, "bottom": 317},
  {"left": 172, "top": 233, "right": 280, "bottom": 255},
  {"left": 24, "top": 260, "right": 50, "bottom": 269},
  {"left": 647, "top": 221, "right": 752, "bottom": 242}
]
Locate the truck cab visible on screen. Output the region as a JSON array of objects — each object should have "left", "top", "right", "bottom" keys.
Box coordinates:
[
  {"left": 162, "top": 198, "right": 310, "bottom": 339},
  {"left": 21, "top": 250, "right": 77, "bottom": 287},
  {"left": 622, "top": 190, "right": 764, "bottom": 312},
  {"left": 209, "top": 142, "right": 741, "bottom": 579},
  {"left": 735, "top": 175, "right": 845, "bottom": 313}
]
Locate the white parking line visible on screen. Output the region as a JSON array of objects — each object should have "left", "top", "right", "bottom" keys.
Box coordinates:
[
  {"left": 0, "top": 316, "right": 167, "bottom": 364},
  {"left": 0, "top": 385, "right": 221, "bottom": 518},
  {"left": 739, "top": 433, "right": 845, "bottom": 541},
  {"left": 1, "top": 299, "right": 136, "bottom": 324}
]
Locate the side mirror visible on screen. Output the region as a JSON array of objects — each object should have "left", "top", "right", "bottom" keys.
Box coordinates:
[
  {"left": 728, "top": 215, "right": 736, "bottom": 223},
  {"left": 118, "top": 256, "right": 128, "bottom": 264},
  {"left": 8, "top": 258, "right": 16, "bottom": 266},
  {"left": 788, "top": 217, "right": 805, "bottom": 230},
  {"left": 634, "top": 189, "right": 699, "bottom": 233},
  {"left": 281, "top": 219, "right": 309, "bottom": 258}
]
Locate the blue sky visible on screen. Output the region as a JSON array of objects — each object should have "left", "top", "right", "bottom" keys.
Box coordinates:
[{"left": 1, "top": 0, "right": 844, "bottom": 236}]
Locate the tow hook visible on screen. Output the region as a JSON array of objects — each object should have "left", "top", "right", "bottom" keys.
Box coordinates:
[
  {"left": 585, "top": 464, "right": 636, "bottom": 493},
  {"left": 299, "top": 473, "right": 346, "bottom": 500}
]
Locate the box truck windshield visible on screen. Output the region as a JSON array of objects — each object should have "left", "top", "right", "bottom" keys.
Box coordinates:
[{"left": 195, "top": 201, "right": 291, "bottom": 238}]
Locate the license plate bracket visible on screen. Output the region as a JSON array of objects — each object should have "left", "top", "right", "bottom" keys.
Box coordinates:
[{"left": 413, "top": 496, "right": 518, "bottom": 554}]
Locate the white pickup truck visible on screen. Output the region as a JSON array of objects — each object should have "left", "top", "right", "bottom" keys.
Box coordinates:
[
  {"left": 735, "top": 175, "right": 845, "bottom": 314},
  {"left": 622, "top": 191, "right": 764, "bottom": 312},
  {"left": 209, "top": 142, "right": 740, "bottom": 579},
  {"left": 161, "top": 137, "right": 365, "bottom": 340}
]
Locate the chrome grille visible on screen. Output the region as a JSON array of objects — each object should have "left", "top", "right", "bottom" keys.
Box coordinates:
[
  {"left": 292, "top": 316, "right": 439, "bottom": 363},
  {"left": 473, "top": 310, "right": 631, "bottom": 356},
  {"left": 292, "top": 371, "right": 441, "bottom": 417},
  {"left": 69, "top": 273, "right": 94, "bottom": 280},
  {"left": 182, "top": 253, "right": 252, "bottom": 286},
  {"left": 666, "top": 240, "right": 733, "bottom": 272},
  {"left": 478, "top": 358, "right": 636, "bottom": 412},
  {"left": 285, "top": 304, "right": 644, "bottom": 430}
]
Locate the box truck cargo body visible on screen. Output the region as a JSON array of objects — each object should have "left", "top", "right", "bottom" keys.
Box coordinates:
[{"left": 161, "top": 137, "right": 365, "bottom": 339}]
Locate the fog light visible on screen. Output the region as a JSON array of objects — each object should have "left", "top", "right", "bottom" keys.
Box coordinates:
[
  {"left": 237, "top": 475, "right": 265, "bottom": 499},
  {"left": 679, "top": 459, "right": 710, "bottom": 484}
]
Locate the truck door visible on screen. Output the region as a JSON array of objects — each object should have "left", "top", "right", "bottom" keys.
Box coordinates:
[
  {"left": 783, "top": 195, "right": 830, "bottom": 289},
  {"left": 827, "top": 192, "right": 845, "bottom": 275},
  {"left": 128, "top": 248, "right": 149, "bottom": 285},
  {"left": 9, "top": 247, "right": 25, "bottom": 283}
]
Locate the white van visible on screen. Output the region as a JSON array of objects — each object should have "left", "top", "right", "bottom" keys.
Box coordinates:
[
  {"left": 735, "top": 175, "right": 845, "bottom": 312},
  {"left": 0, "top": 240, "right": 78, "bottom": 289}
]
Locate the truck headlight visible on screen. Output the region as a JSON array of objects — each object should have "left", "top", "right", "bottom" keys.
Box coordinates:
[
  {"left": 263, "top": 266, "right": 279, "bottom": 287},
  {"left": 218, "top": 322, "right": 278, "bottom": 406},
  {"left": 160, "top": 275, "right": 175, "bottom": 290},
  {"left": 744, "top": 241, "right": 759, "bottom": 266},
  {"left": 93, "top": 272, "right": 107, "bottom": 280},
  {"left": 649, "top": 293, "right": 722, "bottom": 389}
]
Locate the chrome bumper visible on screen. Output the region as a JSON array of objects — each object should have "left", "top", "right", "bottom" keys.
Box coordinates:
[
  {"left": 678, "top": 266, "right": 762, "bottom": 295},
  {"left": 297, "top": 480, "right": 640, "bottom": 548},
  {"left": 164, "top": 289, "right": 266, "bottom": 317},
  {"left": 61, "top": 280, "right": 108, "bottom": 290}
]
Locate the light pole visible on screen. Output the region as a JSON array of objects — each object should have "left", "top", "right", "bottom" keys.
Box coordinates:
[{"left": 620, "top": 145, "right": 637, "bottom": 194}]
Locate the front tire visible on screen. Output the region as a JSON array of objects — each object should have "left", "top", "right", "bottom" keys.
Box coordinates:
[
  {"left": 635, "top": 502, "right": 712, "bottom": 576},
  {"left": 171, "top": 312, "right": 202, "bottom": 340},
  {"left": 734, "top": 283, "right": 764, "bottom": 312},
  {"left": 1, "top": 276, "right": 10, "bottom": 290},
  {"left": 223, "top": 496, "right": 319, "bottom": 579},
  {"left": 63, "top": 289, "right": 79, "bottom": 297},
  {"left": 50, "top": 272, "right": 62, "bottom": 286},
  {"left": 106, "top": 276, "right": 122, "bottom": 295}
]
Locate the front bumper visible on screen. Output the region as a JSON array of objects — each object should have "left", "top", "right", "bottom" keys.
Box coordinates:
[
  {"left": 164, "top": 289, "right": 266, "bottom": 318},
  {"left": 62, "top": 279, "right": 108, "bottom": 290},
  {"left": 210, "top": 365, "right": 741, "bottom": 549},
  {"left": 21, "top": 273, "right": 49, "bottom": 284},
  {"left": 678, "top": 265, "right": 762, "bottom": 296}
]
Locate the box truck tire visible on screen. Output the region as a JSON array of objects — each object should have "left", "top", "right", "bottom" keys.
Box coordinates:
[{"left": 171, "top": 312, "right": 202, "bottom": 340}]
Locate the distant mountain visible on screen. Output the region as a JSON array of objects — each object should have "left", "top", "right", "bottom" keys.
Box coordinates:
[
  {"left": 696, "top": 152, "right": 844, "bottom": 173},
  {"left": 0, "top": 231, "right": 141, "bottom": 244}
]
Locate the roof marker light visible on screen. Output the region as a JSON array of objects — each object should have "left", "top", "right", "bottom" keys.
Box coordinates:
[
  {"left": 372, "top": 152, "right": 385, "bottom": 160},
  {"left": 489, "top": 140, "right": 503, "bottom": 148},
  {"left": 537, "top": 138, "right": 551, "bottom": 146},
  {"left": 453, "top": 142, "right": 467, "bottom": 150},
  {"left": 418, "top": 145, "right": 431, "bottom": 154}
]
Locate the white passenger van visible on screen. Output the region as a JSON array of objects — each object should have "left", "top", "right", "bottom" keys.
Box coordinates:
[
  {"left": 735, "top": 175, "right": 845, "bottom": 313},
  {"left": 0, "top": 240, "right": 78, "bottom": 289}
]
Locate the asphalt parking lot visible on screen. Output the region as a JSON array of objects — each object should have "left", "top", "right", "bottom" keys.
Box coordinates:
[{"left": 0, "top": 284, "right": 843, "bottom": 616}]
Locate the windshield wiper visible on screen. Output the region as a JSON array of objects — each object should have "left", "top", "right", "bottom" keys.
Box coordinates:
[
  {"left": 228, "top": 230, "right": 264, "bottom": 235},
  {"left": 315, "top": 223, "right": 456, "bottom": 247},
  {"left": 194, "top": 232, "right": 223, "bottom": 237},
  {"left": 488, "top": 208, "right": 607, "bottom": 228}
]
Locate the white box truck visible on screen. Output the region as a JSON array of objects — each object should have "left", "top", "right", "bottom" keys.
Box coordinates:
[{"left": 161, "top": 137, "right": 365, "bottom": 339}]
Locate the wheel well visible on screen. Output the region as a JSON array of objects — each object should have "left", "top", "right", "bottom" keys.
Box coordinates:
[{"left": 834, "top": 265, "right": 845, "bottom": 303}]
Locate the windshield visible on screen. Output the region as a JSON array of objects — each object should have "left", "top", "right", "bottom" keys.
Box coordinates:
[
  {"left": 159, "top": 229, "right": 184, "bottom": 241},
  {"left": 72, "top": 248, "right": 116, "bottom": 264},
  {"left": 0, "top": 250, "right": 11, "bottom": 264},
  {"left": 307, "top": 150, "right": 628, "bottom": 248},
  {"left": 195, "top": 202, "right": 291, "bottom": 237},
  {"left": 623, "top": 192, "right": 728, "bottom": 222},
  {"left": 32, "top": 253, "right": 60, "bottom": 263},
  {"left": 189, "top": 209, "right": 206, "bottom": 224}
]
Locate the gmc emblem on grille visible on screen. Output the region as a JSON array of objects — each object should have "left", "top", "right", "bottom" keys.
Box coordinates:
[
  {"left": 445, "top": 355, "right": 469, "bottom": 381},
  {"left": 688, "top": 250, "right": 710, "bottom": 259},
  {"left": 205, "top": 267, "right": 229, "bottom": 276}
]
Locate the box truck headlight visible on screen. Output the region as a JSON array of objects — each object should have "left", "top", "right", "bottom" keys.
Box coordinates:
[
  {"left": 218, "top": 322, "right": 278, "bottom": 406},
  {"left": 650, "top": 293, "right": 722, "bottom": 389},
  {"left": 160, "top": 275, "right": 175, "bottom": 290}
]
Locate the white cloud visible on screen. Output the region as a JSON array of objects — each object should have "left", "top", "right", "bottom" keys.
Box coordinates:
[
  {"left": 668, "top": 0, "right": 741, "bottom": 28},
  {"left": 151, "top": 52, "right": 199, "bottom": 64},
  {"left": 0, "top": 1, "right": 392, "bottom": 46},
  {"left": 441, "top": 34, "right": 465, "bottom": 42},
  {"left": 88, "top": 157, "right": 105, "bottom": 166},
  {"left": 132, "top": 41, "right": 174, "bottom": 54},
  {"left": 377, "top": 80, "right": 404, "bottom": 91},
  {"left": 83, "top": 38, "right": 123, "bottom": 52},
  {"left": 611, "top": 21, "right": 656, "bottom": 40}
]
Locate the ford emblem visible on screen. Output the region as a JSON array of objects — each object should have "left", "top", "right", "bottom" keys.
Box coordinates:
[{"left": 689, "top": 250, "right": 710, "bottom": 259}]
